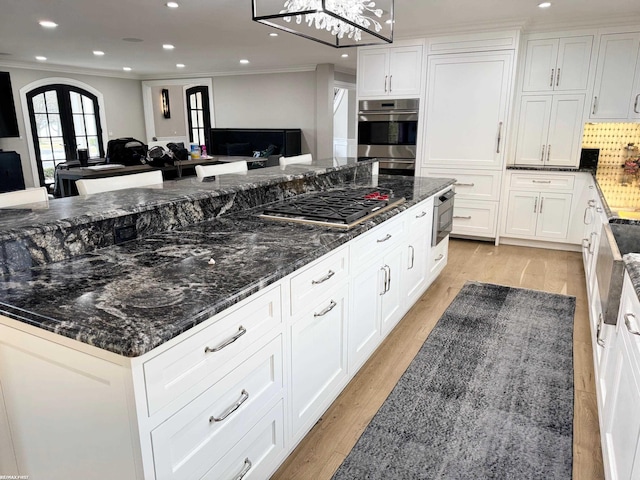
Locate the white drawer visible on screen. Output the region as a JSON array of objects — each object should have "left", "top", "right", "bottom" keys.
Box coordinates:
[
  {"left": 289, "top": 246, "right": 349, "bottom": 317},
  {"left": 351, "top": 214, "right": 406, "bottom": 267},
  {"left": 406, "top": 197, "right": 434, "bottom": 238},
  {"left": 151, "top": 336, "right": 284, "bottom": 480},
  {"left": 452, "top": 200, "right": 498, "bottom": 237},
  {"left": 425, "top": 169, "right": 501, "bottom": 201},
  {"left": 144, "top": 285, "right": 282, "bottom": 417},
  {"left": 201, "top": 399, "right": 285, "bottom": 480},
  {"left": 429, "top": 236, "right": 449, "bottom": 279},
  {"left": 509, "top": 172, "right": 575, "bottom": 190}
]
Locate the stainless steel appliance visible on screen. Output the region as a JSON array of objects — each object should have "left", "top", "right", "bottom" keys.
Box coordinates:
[
  {"left": 260, "top": 187, "right": 405, "bottom": 229},
  {"left": 357, "top": 99, "right": 419, "bottom": 175},
  {"left": 432, "top": 189, "right": 454, "bottom": 246}
]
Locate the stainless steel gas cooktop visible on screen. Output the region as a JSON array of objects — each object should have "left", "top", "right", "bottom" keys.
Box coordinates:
[{"left": 260, "top": 187, "right": 405, "bottom": 229}]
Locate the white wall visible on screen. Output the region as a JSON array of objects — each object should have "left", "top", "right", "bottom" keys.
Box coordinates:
[
  {"left": 0, "top": 67, "right": 145, "bottom": 187},
  {"left": 212, "top": 71, "right": 317, "bottom": 157}
]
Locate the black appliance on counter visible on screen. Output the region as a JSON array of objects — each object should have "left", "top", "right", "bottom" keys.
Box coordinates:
[
  {"left": 579, "top": 148, "right": 600, "bottom": 170},
  {"left": 357, "top": 99, "right": 419, "bottom": 176}
]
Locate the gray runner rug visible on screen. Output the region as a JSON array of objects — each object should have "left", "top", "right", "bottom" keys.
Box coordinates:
[{"left": 332, "top": 281, "right": 575, "bottom": 480}]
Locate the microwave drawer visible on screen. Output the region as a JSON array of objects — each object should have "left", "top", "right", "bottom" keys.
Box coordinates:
[{"left": 425, "top": 169, "right": 501, "bottom": 201}]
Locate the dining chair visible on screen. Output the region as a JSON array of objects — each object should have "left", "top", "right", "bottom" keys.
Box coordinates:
[
  {"left": 279, "top": 153, "right": 313, "bottom": 167},
  {"left": 195, "top": 161, "right": 248, "bottom": 180},
  {"left": 0, "top": 187, "right": 49, "bottom": 208},
  {"left": 76, "top": 170, "right": 163, "bottom": 196}
]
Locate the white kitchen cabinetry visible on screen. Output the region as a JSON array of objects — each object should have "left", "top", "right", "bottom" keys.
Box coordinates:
[
  {"left": 403, "top": 199, "right": 434, "bottom": 306},
  {"left": 514, "top": 95, "right": 585, "bottom": 167},
  {"left": 422, "top": 51, "right": 514, "bottom": 170},
  {"left": 590, "top": 32, "right": 640, "bottom": 120},
  {"left": 522, "top": 36, "right": 593, "bottom": 92},
  {"left": 357, "top": 45, "right": 423, "bottom": 98},
  {"left": 600, "top": 273, "right": 640, "bottom": 480}
]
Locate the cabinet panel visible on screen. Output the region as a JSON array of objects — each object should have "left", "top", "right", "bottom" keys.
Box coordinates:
[
  {"left": 546, "top": 95, "right": 585, "bottom": 167},
  {"left": 556, "top": 36, "right": 593, "bottom": 91},
  {"left": 536, "top": 192, "right": 572, "bottom": 239},
  {"left": 349, "top": 263, "right": 383, "bottom": 372},
  {"left": 505, "top": 191, "right": 538, "bottom": 237},
  {"left": 509, "top": 173, "right": 575, "bottom": 190},
  {"left": 380, "top": 246, "right": 405, "bottom": 336},
  {"left": 452, "top": 200, "right": 498, "bottom": 237},
  {"left": 522, "top": 39, "right": 558, "bottom": 92},
  {"left": 424, "top": 52, "right": 513, "bottom": 169},
  {"left": 358, "top": 50, "right": 389, "bottom": 97},
  {"left": 514, "top": 96, "right": 552, "bottom": 165},
  {"left": 591, "top": 33, "right": 640, "bottom": 119},
  {"left": 388, "top": 47, "right": 423, "bottom": 96},
  {"left": 425, "top": 168, "right": 501, "bottom": 201},
  {"left": 428, "top": 236, "right": 448, "bottom": 280},
  {"left": 358, "top": 45, "right": 423, "bottom": 98}
]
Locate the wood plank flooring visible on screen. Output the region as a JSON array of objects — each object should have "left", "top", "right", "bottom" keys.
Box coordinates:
[{"left": 272, "top": 238, "right": 604, "bottom": 480}]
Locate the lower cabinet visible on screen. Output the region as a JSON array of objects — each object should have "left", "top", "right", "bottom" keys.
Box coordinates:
[{"left": 504, "top": 190, "right": 572, "bottom": 239}]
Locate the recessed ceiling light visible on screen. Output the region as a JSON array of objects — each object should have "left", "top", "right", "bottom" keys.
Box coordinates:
[
  {"left": 93, "top": 50, "right": 105, "bottom": 56},
  {"left": 270, "top": 33, "right": 278, "bottom": 37},
  {"left": 166, "top": 1, "right": 179, "bottom": 7},
  {"left": 240, "top": 59, "right": 250, "bottom": 64},
  {"left": 123, "top": 66, "right": 132, "bottom": 71},
  {"left": 176, "top": 63, "right": 185, "bottom": 68},
  {"left": 39, "top": 20, "right": 58, "bottom": 28},
  {"left": 341, "top": 53, "right": 349, "bottom": 58},
  {"left": 35, "top": 56, "right": 47, "bottom": 61},
  {"left": 538, "top": 2, "right": 551, "bottom": 7},
  {"left": 163, "top": 44, "right": 175, "bottom": 50},
  {"left": 385, "top": 19, "right": 393, "bottom": 24}
]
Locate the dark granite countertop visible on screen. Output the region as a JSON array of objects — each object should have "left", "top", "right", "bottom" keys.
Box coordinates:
[
  {"left": 0, "top": 174, "right": 454, "bottom": 358},
  {"left": 623, "top": 253, "right": 640, "bottom": 303},
  {"left": 506, "top": 165, "right": 596, "bottom": 173}
]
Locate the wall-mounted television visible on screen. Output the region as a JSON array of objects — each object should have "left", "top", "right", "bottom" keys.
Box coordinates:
[{"left": 0, "top": 72, "right": 20, "bottom": 138}]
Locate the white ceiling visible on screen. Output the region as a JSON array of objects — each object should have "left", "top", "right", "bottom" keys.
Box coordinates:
[{"left": 1, "top": 0, "right": 639, "bottom": 79}]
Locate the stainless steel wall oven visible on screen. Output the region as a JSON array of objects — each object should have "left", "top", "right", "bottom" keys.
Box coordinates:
[{"left": 357, "top": 99, "right": 419, "bottom": 175}]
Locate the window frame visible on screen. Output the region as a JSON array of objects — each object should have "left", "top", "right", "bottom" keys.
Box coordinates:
[{"left": 186, "top": 85, "right": 212, "bottom": 154}]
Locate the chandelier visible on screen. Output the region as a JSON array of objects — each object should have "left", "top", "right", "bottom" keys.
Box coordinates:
[{"left": 252, "top": 0, "right": 394, "bottom": 48}]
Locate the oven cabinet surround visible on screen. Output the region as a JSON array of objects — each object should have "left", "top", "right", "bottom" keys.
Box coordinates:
[
  {"left": 357, "top": 41, "right": 424, "bottom": 99},
  {"left": 0, "top": 192, "right": 447, "bottom": 480},
  {"left": 598, "top": 271, "right": 640, "bottom": 480},
  {"left": 590, "top": 31, "right": 640, "bottom": 121}
]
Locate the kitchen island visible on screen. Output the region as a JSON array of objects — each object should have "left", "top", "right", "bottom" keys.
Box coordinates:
[{"left": 0, "top": 159, "right": 454, "bottom": 480}]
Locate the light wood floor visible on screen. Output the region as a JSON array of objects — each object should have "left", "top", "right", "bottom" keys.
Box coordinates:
[{"left": 272, "top": 238, "right": 604, "bottom": 480}]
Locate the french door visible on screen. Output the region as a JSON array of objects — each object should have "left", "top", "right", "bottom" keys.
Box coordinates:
[
  {"left": 26, "top": 84, "right": 104, "bottom": 186},
  {"left": 186, "top": 86, "right": 211, "bottom": 153}
]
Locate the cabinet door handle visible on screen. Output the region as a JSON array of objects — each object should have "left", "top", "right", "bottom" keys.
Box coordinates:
[
  {"left": 233, "top": 458, "right": 253, "bottom": 480},
  {"left": 453, "top": 215, "right": 471, "bottom": 219},
  {"left": 582, "top": 238, "right": 590, "bottom": 250},
  {"left": 408, "top": 245, "right": 415, "bottom": 270},
  {"left": 532, "top": 180, "right": 551, "bottom": 184},
  {"left": 596, "top": 314, "right": 605, "bottom": 347},
  {"left": 314, "top": 300, "right": 337, "bottom": 317},
  {"left": 592, "top": 96, "right": 598, "bottom": 115},
  {"left": 534, "top": 197, "right": 538, "bottom": 213},
  {"left": 385, "top": 265, "right": 392, "bottom": 292},
  {"left": 550, "top": 68, "right": 555, "bottom": 87},
  {"left": 496, "top": 121, "right": 503, "bottom": 154},
  {"left": 546, "top": 144, "right": 551, "bottom": 162},
  {"left": 377, "top": 233, "right": 392, "bottom": 243},
  {"left": 389, "top": 75, "right": 392, "bottom": 92},
  {"left": 210, "top": 389, "right": 249, "bottom": 422},
  {"left": 635, "top": 93, "right": 640, "bottom": 114},
  {"left": 415, "top": 211, "right": 427, "bottom": 218},
  {"left": 454, "top": 182, "right": 475, "bottom": 187},
  {"left": 589, "top": 231, "right": 597, "bottom": 254},
  {"left": 311, "top": 270, "right": 335, "bottom": 285},
  {"left": 596, "top": 206, "right": 603, "bottom": 213},
  {"left": 204, "top": 326, "right": 246, "bottom": 353},
  {"left": 583, "top": 206, "right": 592, "bottom": 225},
  {"left": 625, "top": 313, "right": 640, "bottom": 336},
  {"left": 380, "top": 265, "right": 388, "bottom": 295},
  {"left": 539, "top": 197, "right": 544, "bottom": 213},
  {"left": 540, "top": 144, "right": 546, "bottom": 162},
  {"left": 384, "top": 75, "right": 388, "bottom": 93},
  {"left": 434, "top": 254, "right": 444, "bottom": 262},
  {"left": 556, "top": 68, "right": 561, "bottom": 87}
]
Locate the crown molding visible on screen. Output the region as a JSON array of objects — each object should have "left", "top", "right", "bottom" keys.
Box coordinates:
[{"left": 0, "top": 59, "right": 140, "bottom": 80}]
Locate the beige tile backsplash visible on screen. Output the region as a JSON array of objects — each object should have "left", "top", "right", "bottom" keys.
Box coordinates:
[{"left": 582, "top": 123, "right": 640, "bottom": 208}]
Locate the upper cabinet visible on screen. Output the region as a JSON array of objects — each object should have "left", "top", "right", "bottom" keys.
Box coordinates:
[
  {"left": 357, "top": 45, "right": 423, "bottom": 98},
  {"left": 590, "top": 32, "right": 640, "bottom": 120},
  {"left": 422, "top": 51, "right": 514, "bottom": 170},
  {"left": 522, "top": 36, "right": 593, "bottom": 92}
]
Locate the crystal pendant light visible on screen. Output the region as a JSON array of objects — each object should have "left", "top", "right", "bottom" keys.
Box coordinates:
[{"left": 252, "top": 0, "right": 394, "bottom": 48}]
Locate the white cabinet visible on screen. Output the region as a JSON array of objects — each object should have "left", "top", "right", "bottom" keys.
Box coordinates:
[
  {"left": 403, "top": 199, "right": 434, "bottom": 307},
  {"left": 514, "top": 95, "right": 585, "bottom": 167},
  {"left": 423, "top": 51, "right": 514, "bottom": 170},
  {"left": 357, "top": 45, "right": 423, "bottom": 98},
  {"left": 522, "top": 36, "right": 593, "bottom": 92},
  {"left": 590, "top": 32, "right": 640, "bottom": 120},
  {"left": 600, "top": 273, "right": 640, "bottom": 480}
]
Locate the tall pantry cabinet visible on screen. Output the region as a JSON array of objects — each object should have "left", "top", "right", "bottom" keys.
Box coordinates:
[{"left": 420, "top": 31, "right": 520, "bottom": 241}]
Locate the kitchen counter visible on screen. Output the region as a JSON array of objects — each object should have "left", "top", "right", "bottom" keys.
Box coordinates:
[
  {"left": 624, "top": 253, "right": 640, "bottom": 301},
  {"left": 0, "top": 173, "right": 454, "bottom": 357}
]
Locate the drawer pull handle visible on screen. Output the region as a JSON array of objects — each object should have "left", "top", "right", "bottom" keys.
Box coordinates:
[
  {"left": 589, "top": 231, "right": 597, "bottom": 254},
  {"left": 454, "top": 182, "right": 475, "bottom": 187},
  {"left": 583, "top": 207, "right": 592, "bottom": 225},
  {"left": 408, "top": 245, "right": 415, "bottom": 269},
  {"left": 210, "top": 389, "right": 249, "bottom": 422},
  {"left": 415, "top": 211, "right": 427, "bottom": 218},
  {"left": 312, "top": 270, "right": 335, "bottom": 285},
  {"left": 596, "top": 207, "right": 603, "bottom": 213},
  {"left": 539, "top": 197, "right": 544, "bottom": 214},
  {"left": 496, "top": 121, "right": 503, "bottom": 154},
  {"left": 532, "top": 180, "right": 551, "bottom": 184},
  {"left": 592, "top": 96, "right": 598, "bottom": 115},
  {"left": 625, "top": 313, "right": 640, "bottom": 336},
  {"left": 556, "top": 68, "right": 561, "bottom": 87},
  {"left": 596, "top": 314, "right": 605, "bottom": 347},
  {"left": 314, "top": 300, "right": 337, "bottom": 317},
  {"left": 582, "top": 238, "right": 590, "bottom": 250},
  {"left": 435, "top": 254, "right": 444, "bottom": 262},
  {"left": 453, "top": 215, "right": 471, "bottom": 220},
  {"left": 634, "top": 94, "right": 640, "bottom": 114},
  {"left": 204, "top": 326, "right": 247, "bottom": 353},
  {"left": 550, "top": 68, "right": 555, "bottom": 87},
  {"left": 233, "top": 458, "right": 253, "bottom": 480},
  {"left": 377, "top": 233, "right": 392, "bottom": 243},
  {"left": 540, "top": 145, "right": 545, "bottom": 163}
]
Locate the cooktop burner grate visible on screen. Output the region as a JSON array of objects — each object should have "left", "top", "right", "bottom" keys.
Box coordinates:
[{"left": 261, "top": 187, "right": 404, "bottom": 227}]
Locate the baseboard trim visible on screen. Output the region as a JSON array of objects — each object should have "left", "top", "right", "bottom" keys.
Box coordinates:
[{"left": 499, "top": 237, "right": 582, "bottom": 252}]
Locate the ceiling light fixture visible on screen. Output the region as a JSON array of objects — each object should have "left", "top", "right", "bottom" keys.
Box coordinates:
[
  {"left": 270, "top": 32, "right": 279, "bottom": 37},
  {"left": 538, "top": 2, "right": 551, "bottom": 7},
  {"left": 166, "top": 1, "right": 179, "bottom": 7},
  {"left": 240, "top": 59, "right": 250, "bottom": 64},
  {"left": 93, "top": 50, "right": 105, "bottom": 56},
  {"left": 35, "top": 56, "right": 47, "bottom": 61},
  {"left": 163, "top": 44, "right": 175, "bottom": 50},
  {"left": 39, "top": 20, "right": 58, "bottom": 28},
  {"left": 123, "top": 67, "right": 132, "bottom": 71},
  {"left": 252, "top": 0, "right": 394, "bottom": 48},
  {"left": 341, "top": 53, "right": 348, "bottom": 57},
  {"left": 176, "top": 63, "right": 185, "bottom": 68}
]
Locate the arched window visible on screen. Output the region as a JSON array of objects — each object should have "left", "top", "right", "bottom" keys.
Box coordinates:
[
  {"left": 186, "top": 85, "right": 211, "bottom": 153},
  {"left": 26, "top": 84, "right": 104, "bottom": 186}
]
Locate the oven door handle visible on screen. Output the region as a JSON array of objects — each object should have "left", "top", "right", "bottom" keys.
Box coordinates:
[{"left": 358, "top": 110, "right": 419, "bottom": 115}]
